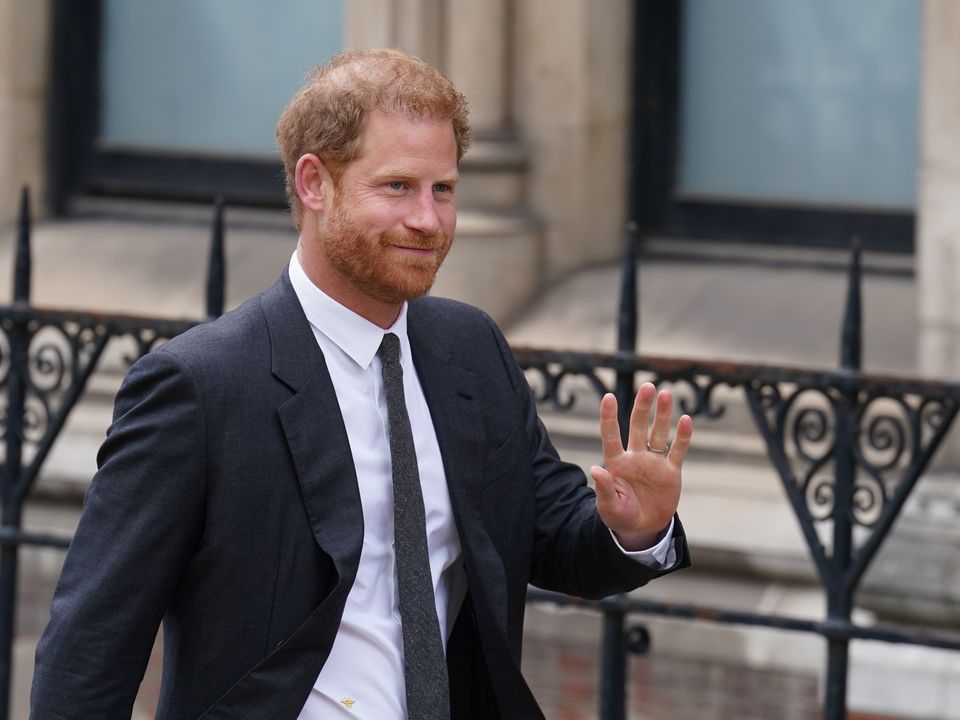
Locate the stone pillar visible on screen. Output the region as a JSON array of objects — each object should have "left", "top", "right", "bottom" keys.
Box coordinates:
[
  {"left": 344, "top": 0, "right": 396, "bottom": 50},
  {"left": 512, "top": 0, "right": 632, "bottom": 280},
  {"left": 348, "top": 0, "right": 509, "bottom": 138},
  {"left": 443, "top": 0, "right": 508, "bottom": 135},
  {"left": 917, "top": 1, "right": 960, "bottom": 379},
  {"left": 345, "top": 0, "right": 443, "bottom": 66},
  {"left": 0, "top": 0, "right": 51, "bottom": 228}
]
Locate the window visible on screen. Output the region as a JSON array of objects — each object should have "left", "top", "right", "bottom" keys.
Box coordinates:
[
  {"left": 633, "top": 0, "right": 921, "bottom": 251},
  {"left": 49, "top": 0, "right": 343, "bottom": 212}
]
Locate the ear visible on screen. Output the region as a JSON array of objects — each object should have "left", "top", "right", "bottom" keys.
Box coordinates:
[{"left": 295, "top": 153, "right": 333, "bottom": 214}]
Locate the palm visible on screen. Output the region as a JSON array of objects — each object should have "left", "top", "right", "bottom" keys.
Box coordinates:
[{"left": 590, "top": 384, "right": 693, "bottom": 550}]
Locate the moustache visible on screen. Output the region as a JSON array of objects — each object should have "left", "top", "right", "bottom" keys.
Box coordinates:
[{"left": 380, "top": 230, "right": 450, "bottom": 251}]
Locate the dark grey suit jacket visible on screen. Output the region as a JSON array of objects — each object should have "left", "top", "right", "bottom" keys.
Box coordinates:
[{"left": 31, "top": 272, "right": 689, "bottom": 719}]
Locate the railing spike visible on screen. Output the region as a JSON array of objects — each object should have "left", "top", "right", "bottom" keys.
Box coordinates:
[
  {"left": 615, "top": 220, "right": 640, "bottom": 447},
  {"left": 14, "top": 186, "right": 31, "bottom": 304},
  {"left": 840, "top": 235, "right": 862, "bottom": 371},
  {"left": 617, "top": 220, "right": 639, "bottom": 355},
  {"left": 206, "top": 195, "right": 226, "bottom": 319}
]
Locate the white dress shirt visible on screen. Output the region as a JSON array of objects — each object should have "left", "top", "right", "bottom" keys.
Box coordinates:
[
  {"left": 290, "top": 254, "right": 461, "bottom": 719},
  {"left": 289, "top": 252, "right": 674, "bottom": 719}
]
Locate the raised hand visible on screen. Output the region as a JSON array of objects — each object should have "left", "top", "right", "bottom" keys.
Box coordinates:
[{"left": 590, "top": 382, "right": 693, "bottom": 551}]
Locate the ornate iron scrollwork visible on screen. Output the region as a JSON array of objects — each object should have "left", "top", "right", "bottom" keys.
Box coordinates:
[
  {"left": 670, "top": 376, "right": 730, "bottom": 419},
  {"left": 520, "top": 355, "right": 739, "bottom": 421},
  {"left": 523, "top": 363, "right": 612, "bottom": 410},
  {"left": 16, "top": 322, "right": 106, "bottom": 446}
]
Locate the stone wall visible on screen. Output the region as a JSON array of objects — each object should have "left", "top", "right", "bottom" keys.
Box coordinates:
[
  {"left": 0, "top": 0, "right": 50, "bottom": 227},
  {"left": 512, "top": 0, "right": 632, "bottom": 281},
  {"left": 2, "top": 1, "right": 960, "bottom": 335},
  {"left": 917, "top": 0, "right": 960, "bottom": 380}
]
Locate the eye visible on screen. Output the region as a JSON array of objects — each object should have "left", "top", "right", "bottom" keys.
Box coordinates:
[
  {"left": 387, "top": 181, "right": 405, "bottom": 191},
  {"left": 433, "top": 183, "right": 453, "bottom": 194}
]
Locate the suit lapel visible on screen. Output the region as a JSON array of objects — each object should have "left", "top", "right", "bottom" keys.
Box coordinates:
[
  {"left": 408, "top": 303, "right": 511, "bottom": 656},
  {"left": 262, "top": 272, "right": 364, "bottom": 586},
  {"left": 201, "top": 273, "right": 364, "bottom": 717},
  {"left": 409, "top": 303, "right": 544, "bottom": 715}
]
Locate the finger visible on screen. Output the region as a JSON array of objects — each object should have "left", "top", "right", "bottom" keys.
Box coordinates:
[
  {"left": 598, "top": 393, "right": 624, "bottom": 462},
  {"left": 668, "top": 414, "right": 694, "bottom": 469},
  {"left": 647, "top": 389, "right": 673, "bottom": 452},
  {"left": 626, "top": 382, "right": 656, "bottom": 453}
]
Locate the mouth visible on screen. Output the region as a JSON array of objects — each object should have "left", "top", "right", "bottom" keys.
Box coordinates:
[
  {"left": 395, "top": 245, "right": 435, "bottom": 254},
  {"left": 390, "top": 243, "right": 439, "bottom": 259},
  {"left": 383, "top": 230, "right": 450, "bottom": 264}
]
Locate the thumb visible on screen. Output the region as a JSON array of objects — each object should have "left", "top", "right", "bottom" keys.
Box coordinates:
[{"left": 591, "top": 465, "right": 617, "bottom": 516}]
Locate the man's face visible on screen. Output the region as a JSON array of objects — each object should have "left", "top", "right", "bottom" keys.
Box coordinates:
[{"left": 316, "top": 110, "right": 459, "bottom": 309}]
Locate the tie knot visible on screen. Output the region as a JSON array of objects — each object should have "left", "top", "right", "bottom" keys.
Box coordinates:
[{"left": 378, "top": 332, "right": 401, "bottom": 364}]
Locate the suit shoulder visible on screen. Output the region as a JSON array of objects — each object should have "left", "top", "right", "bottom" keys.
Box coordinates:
[
  {"left": 409, "top": 295, "right": 520, "bottom": 383},
  {"left": 409, "top": 295, "right": 501, "bottom": 336},
  {"left": 156, "top": 293, "right": 267, "bottom": 364}
]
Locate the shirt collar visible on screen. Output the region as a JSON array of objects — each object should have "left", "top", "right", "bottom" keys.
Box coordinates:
[{"left": 288, "top": 251, "right": 409, "bottom": 370}]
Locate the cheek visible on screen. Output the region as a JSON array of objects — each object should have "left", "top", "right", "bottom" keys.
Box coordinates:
[
  {"left": 340, "top": 196, "right": 397, "bottom": 231},
  {"left": 440, "top": 207, "right": 457, "bottom": 236}
]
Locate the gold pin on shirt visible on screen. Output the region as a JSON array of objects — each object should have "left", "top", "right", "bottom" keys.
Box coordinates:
[{"left": 340, "top": 698, "right": 356, "bottom": 709}]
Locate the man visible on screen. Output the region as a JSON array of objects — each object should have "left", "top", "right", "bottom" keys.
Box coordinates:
[{"left": 32, "top": 49, "right": 692, "bottom": 719}]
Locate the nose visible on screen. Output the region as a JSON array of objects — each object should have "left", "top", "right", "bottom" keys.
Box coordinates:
[{"left": 404, "top": 191, "right": 441, "bottom": 237}]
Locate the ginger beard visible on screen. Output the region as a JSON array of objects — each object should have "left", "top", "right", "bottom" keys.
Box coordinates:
[{"left": 318, "top": 194, "right": 453, "bottom": 306}]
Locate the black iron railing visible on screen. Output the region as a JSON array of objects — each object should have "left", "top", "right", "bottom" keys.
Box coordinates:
[
  {"left": 514, "top": 225, "right": 960, "bottom": 719},
  {"left": 2, "top": 189, "right": 960, "bottom": 719}
]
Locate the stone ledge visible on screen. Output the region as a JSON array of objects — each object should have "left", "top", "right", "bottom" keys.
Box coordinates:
[{"left": 460, "top": 136, "right": 528, "bottom": 172}]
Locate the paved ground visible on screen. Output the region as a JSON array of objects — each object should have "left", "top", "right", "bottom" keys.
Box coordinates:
[{"left": 1, "top": 205, "right": 926, "bottom": 717}]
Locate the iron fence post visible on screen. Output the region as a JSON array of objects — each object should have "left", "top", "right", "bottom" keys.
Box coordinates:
[
  {"left": 206, "top": 196, "right": 225, "bottom": 319},
  {"left": 823, "top": 240, "right": 863, "bottom": 719},
  {"left": 600, "top": 222, "right": 641, "bottom": 720},
  {"left": 600, "top": 607, "right": 628, "bottom": 720},
  {"left": 615, "top": 221, "right": 639, "bottom": 439},
  {"left": 824, "top": 402, "right": 854, "bottom": 720},
  {"left": 0, "top": 187, "right": 33, "bottom": 720}
]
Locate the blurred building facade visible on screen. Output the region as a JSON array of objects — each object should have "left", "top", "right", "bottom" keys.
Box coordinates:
[
  {"left": 3, "top": 1, "right": 960, "bottom": 718},
  {"left": 1, "top": 0, "right": 955, "bottom": 354}
]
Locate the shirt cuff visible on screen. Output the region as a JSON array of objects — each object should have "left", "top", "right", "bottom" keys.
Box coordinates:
[{"left": 608, "top": 516, "right": 677, "bottom": 569}]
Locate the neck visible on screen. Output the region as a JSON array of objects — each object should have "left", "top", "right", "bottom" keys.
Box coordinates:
[{"left": 296, "top": 241, "right": 402, "bottom": 329}]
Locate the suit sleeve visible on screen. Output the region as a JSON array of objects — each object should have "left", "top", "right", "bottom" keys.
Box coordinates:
[
  {"left": 31, "top": 348, "right": 208, "bottom": 718},
  {"left": 483, "top": 315, "right": 690, "bottom": 600}
]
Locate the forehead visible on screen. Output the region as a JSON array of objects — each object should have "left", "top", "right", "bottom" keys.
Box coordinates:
[{"left": 353, "top": 110, "right": 458, "bottom": 175}]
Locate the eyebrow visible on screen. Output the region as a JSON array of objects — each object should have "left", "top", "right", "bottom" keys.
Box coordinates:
[{"left": 374, "top": 169, "right": 460, "bottom": 184}]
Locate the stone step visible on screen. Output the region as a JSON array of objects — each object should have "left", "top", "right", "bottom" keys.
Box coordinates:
[
  {"left": 432, "top": 208, "right": 542, "bottom": 325},
  {"left": 457, "top": 136, "right": 528, "bottom": 210}
]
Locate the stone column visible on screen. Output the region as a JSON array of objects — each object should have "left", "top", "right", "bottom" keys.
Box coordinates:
[
  {"left": 344, "top": 0, "right": 395, "bottom": 50},
  {"left": 345, "top": 0, "right": 443, "bottom": 66},
  {"left": 0, "top": 0, "right": 51, "bottom": 228},
  {"left": 349, "top": 0, "right": 509, "bottom": 136},
  {"left": 512, "top": 0, "right": 632, "bottom": 281},
  {"left": 443, "top": 0, "right": 508, "bottom": 135},
  {"left": 917, "top": 1, "right": 960, "bottom": 379}
]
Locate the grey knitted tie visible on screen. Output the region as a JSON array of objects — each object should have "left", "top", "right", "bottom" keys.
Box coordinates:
[{"left": 378, "top": 333, "right": 450, "bottom": 720}]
